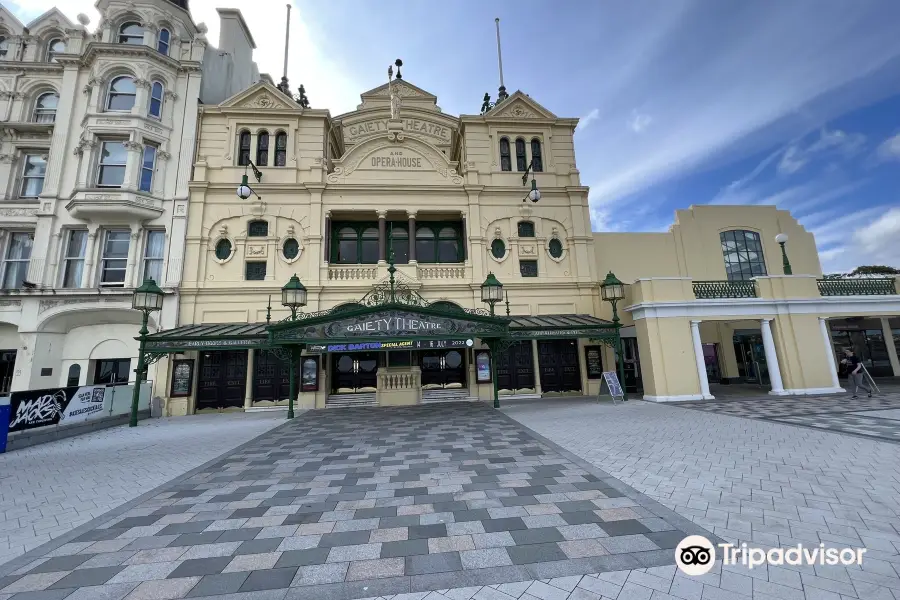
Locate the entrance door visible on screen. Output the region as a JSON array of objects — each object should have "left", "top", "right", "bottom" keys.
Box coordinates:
[
  {"left": 733, "top": 336, "right": 768, "bottom": 385},
  {"left": 538, "top": 340, "right": 582, "bottom": 393},
  {"left": 420, "top": 349, "right": 466, "bottom": 388},
  {"left": 331, "top": 352, "right": 378, "bottom": 393},
  {"left": 197, "top": 350, "right": 247, "bottom": 409},
  {"left": 496, "top": 341, "right": 534, "bottom": 393},
  {"left": 0, "top": 350, "right": 15, "bottom": 394},
  {"left": 616, "top": 338, "right": 643, "bottom": 394},
  {"left": 253, "top": 350, "right": 298, "bottom": 402}
]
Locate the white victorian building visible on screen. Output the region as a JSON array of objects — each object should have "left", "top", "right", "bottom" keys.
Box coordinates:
[{"left": 0, "top": 0, "right": 263, "bottom": 393}]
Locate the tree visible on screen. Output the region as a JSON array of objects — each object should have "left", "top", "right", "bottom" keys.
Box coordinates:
[{"left": 849, "top": 265, "right": 900, "bottom": 277}]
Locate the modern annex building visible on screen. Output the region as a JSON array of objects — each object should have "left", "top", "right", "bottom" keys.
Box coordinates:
[
  {"left": 0, "top": 0, "right": 263, "bottom": 394},
  {"left": 137, "top": 75, "right": 900, "bottom": 415}
]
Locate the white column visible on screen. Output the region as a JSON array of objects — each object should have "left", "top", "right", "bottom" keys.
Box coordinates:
[
  {"left": 690, "top": 320, "right": 713, "bottom": 400},
  {"left": 244, "top": 349, "right": 255, "bottom": 409},
  {"left": 531, "top": 339, "right": 542, "bottom": 395},
  {"left": 760, "top": 318, "right": 785, "bottom": 395},
  {"left": 882, "top": 317, "right": 900, "bottom": 377},
  {"left": 819, "top": 318, "right": 843, "bottom": 390}
]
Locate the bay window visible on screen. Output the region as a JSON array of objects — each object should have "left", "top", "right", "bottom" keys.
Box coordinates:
[
  {"left": 139, "top": 143, "right": 158, "bottom": 192},
  {"left": 20, "top": 154, "right": 47, "bottom": 198},
  {"left": 97, "top": 141, "right": 127, "bottom": 187}
]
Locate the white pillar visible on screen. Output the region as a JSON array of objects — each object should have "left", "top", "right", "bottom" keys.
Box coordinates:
[
  {"left": 244, "top": 349, "right": 255, "bottom": 409},
  {"left": 760, "top": 318, "right": 785, "bottom": 395},
  {"left": 531, "top": 339, "right": 542, "bottom": 395},
  {"left": 819, "top": 318, "right": 843, "bottom": 390},
  {"left": 690, "top": 320, "right": 714, "bottom": 400},
  {"left": 881, "top": 318, "right": 900, "bottom": 377}
]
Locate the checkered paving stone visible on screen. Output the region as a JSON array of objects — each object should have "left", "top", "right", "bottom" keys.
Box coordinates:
[
  {"left": 677, "top": 385, "right": 900, "bottom": 442},
  {"left": 0, "top": 403, "right": 704, "bottom": 599}
]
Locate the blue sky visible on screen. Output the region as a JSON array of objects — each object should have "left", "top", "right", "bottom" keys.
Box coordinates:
[{"left": 10, "top": 0, "right": 900, "bottom": 273}]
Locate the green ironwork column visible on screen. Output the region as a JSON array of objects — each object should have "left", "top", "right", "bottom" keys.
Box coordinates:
[
  {"left": 129, "top": 311, "right": 149, "bottom": 428},
  {"left": 288, "top": 346, "right": 297, "bottom": 419}
]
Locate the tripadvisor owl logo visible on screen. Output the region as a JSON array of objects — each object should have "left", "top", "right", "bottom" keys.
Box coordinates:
[{"left": 675, "top": 535, "right": 716, "bottom": 576}]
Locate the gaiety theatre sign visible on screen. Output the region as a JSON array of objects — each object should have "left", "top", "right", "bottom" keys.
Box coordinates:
[
  {"left": 344, "top": 118, "right": 452, "bottom": 143},
  {"left": 326, "top": 313, "right": 450, "bottom": 338}
]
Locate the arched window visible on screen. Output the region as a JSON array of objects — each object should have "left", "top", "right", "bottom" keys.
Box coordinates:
[
  {"left": 67, "top": 364, "right": 81, "bottom": 387},
  {"left": 360, "top": 227, "right": 379, "bottom": 264},
  {"left": 515, "top": 138, "right": 527, "bottom": 171},
  {"left": 518, "top": 221, "right": 535, "bottom": 237},
  {"left": 274, "top": 131, "right": 287, "bottom": 166},
  {"left": 336, "top": 226, "right": 358, "bottom": 264},
  {"left": 106, "top": 76, "right": 136, "bottom": 111},
  {"left": 248, "top": 220, "right": 268, "bottom": 237},
  {"left": 237, "top": 130, "right": 251, "bottom": 166},
  {"left": 530, "top": 138, "right": 543, "bottom": 172},
  {"left": 157, "top": 28, "right": 170, "bottom": 55},
  {"left": 415, "top": 226, "right": 436, "bottom": 264},
  {"left": 0, "top": 36, "right": 8, "bottom": 58},
  {"left": 256, "top": 131, "right": 269, "bottom": 166},
  {"left": 499, "top": 137, "right": 511, "bottom": 172},
  {"left": 148, "top": 81, "right": 164, "bottom": 119},
  {"left": 46, "top": 38, "right": 65, "bottom": 62},
  {"left": 720, "top": 230, "right": 767, "bottom": 281},
  {"left": 32, "top": 92, "right": 59, "bottom": 123},
  {"left": 389, "top": 226, "right": 409, "bottom": 264},
  {"left": 438, "top": 226, "right": 460, "bottom": 262},
  {"left": 118, "top": 22, "right": 144, "bottom": 45}
]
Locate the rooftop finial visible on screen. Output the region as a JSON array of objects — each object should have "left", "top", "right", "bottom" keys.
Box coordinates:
[
  {"left": 394, "top": 58, "right": 403, "bottom": 80},
  {"left": 495, "top": 18, "right": 508, "bottom": 101}
]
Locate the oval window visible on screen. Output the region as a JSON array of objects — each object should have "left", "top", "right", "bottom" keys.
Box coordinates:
[
  {"left": 215, "top": 238, "right": 232, "bottom": 260},
  {"left": 283, "top": 238, "right": 299, "bottom": 260},
  {"left": 491, "top": 239, "right": 505, "bottom": 259},
  {"left": 548, "top": 238, "right": 563, "bottom": 258}
]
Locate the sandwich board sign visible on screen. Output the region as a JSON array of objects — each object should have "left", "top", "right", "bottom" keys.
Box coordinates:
[{"left": 601, "top": 371, "right": 625, "bottom": 404}]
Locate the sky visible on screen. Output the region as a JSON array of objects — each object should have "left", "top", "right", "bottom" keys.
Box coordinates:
[{"left": 8, "top": 0, "right": 900, "bottom": 273}]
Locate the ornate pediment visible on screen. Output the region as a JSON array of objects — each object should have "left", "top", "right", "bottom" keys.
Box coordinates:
[
  {"left": 327, "top": 134, "right": 463, "bottom": 185},
  {"left": 361, "top": 80, "right": 436, "bottom": 101},
  {"left": 488, "top": 91, "right": 557, "bottom": 120},
  {"left": 25, "top": 7, "right": 74, "bottom": 33},
  {"left": 219, "top": 81, "right": 300, "bottom": 110}
]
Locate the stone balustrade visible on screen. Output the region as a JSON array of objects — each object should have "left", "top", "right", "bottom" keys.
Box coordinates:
[
  {"left": 376, "top": 366, "right": 422, "bottom": 406},
  {"left": 327, "top": 265, "right": 378, "bottom": 281},
  {"left": 417, "top": 264, "right": 467, "bottom": 280}
]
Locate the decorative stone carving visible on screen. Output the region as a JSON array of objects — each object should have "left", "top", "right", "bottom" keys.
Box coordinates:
[
  {"left": 494, "top": 227, "right": 502, "bottom": 239},
  {"left": 123, "top": 140, "right": 143, "bottom": 151},
  {"left": 164, "top": 90, "right": 178, "bottom": 100},
  {"left": 0, "top": 300, "right": 22, "bottom": 307},
  {"left": 157, "top": 150, "right": 171, "bottom": 160},
  {"left": 132, "top": 78, "right": 151, "bottom": 89},
  {"left": 371, "top": 82, "right": 426, "bottom": 99},
  {"left": 245, "top": 244, "right": 267, "bottom": 258},
  {"left": 518, "top": 243, "right": 537, "bottom": 257},
  {"left": 0, "top": 208, "right": 38, "bottom": 217},
  {"left": 241, "top": 93, "right": 290, "bottom": 109},
  {"left": 494, "top": 103, "right": 537, "bottom": 119}
]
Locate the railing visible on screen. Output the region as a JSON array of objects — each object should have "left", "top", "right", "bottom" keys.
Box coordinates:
[
  {"left": 692, "top": 280, "right": 757, "bottom": 299},
  {"left": 417, "top": 265, "right": 467, "bottom": 280},
  {"left": 817, "top": 278, "right": 896, "bottom": 296},
  {"left": 327, "top": 265, "right": 378, "bottom": 281},
  {"left": 377, "top": 367, "right": 421, "bottom": 390}
]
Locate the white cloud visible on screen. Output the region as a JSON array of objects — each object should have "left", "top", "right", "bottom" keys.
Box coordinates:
[
  {"left": 876, "top": 133, "right": 900, "bottom": 162},
  {"left": 629, "top": 109, "right": 652, "bottom": 133},
  {"left": 776, "top": 128, "right": 865, "bottom": 175},
  {"left": 582, "top": 3, "right": 900, "bottom": 206},
  {"left": 576, "top": 108, "right": 600, "bottom": 132},
  {"left": 852, "top": 207, "right": 900, "bottom": 265},
  {"left": 4, "top": 0, "right": 364, "bottom": 115}
]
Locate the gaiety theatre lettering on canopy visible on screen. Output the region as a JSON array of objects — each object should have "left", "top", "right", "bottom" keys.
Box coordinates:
[{"left": 344, "top": 317, "right": 442, "bottom": 333}]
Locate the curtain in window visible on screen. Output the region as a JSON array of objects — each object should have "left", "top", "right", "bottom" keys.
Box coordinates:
[
  {"left": 256, "top": 131, "right": 269, "bottom": 166},
  {"left": 143, "top": 231, "right": 165, "bottom": 283},
  {"left": 515, "top": 138, "right": 527, "bottom": 171},
  {"left": 238, "top": 131, "right": 251, "bottom": 166},
  {"left": 499, "top": 138, "right": 511, "bottom": 171},
  {"left": 63, "top": 230, "right": 87, "bottom": 288},
  {"left": 274, "top": 132, "right": 287, "bottom": 166},
  {"left": 530, "top": 139, "right": 543, "bottom": 172}
]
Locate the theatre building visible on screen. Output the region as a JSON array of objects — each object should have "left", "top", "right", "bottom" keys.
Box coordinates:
[{"left": 148, "top": 76, "right": 900, "bottom": 415}]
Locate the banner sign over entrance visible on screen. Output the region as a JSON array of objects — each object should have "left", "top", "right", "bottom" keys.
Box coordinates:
[
  {"left": 308, "top": 339, "right": 474, "bottom": 353},
  {"left": 8, "top": 384, "right": 107, "bottom": 432}
]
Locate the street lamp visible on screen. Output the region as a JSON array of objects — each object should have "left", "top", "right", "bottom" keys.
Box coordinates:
[
  {"left": 775, "top": 233, "right": 792, "bottom": 275},
  {"left": 521, "top": 162, "right": 541, "bottom": 203},
  {"left": 281, "top": 274, "right": 307, "bottom": 419},
  {"left": 600, "top": 271, "right": 628, "bottom": 401},
  {"left": 481, "top": 272, "right": 504, "bottom": 316},
  {"left": 130, "top": 278, "right": 164, "bottom": 427},
  {"left": 236, "top": 161, "right": 263, "bottom": 200}
]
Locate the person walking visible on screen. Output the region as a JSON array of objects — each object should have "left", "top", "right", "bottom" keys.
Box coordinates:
[{"left": 842, "top": 348, "right": 872, "bottom": 399}]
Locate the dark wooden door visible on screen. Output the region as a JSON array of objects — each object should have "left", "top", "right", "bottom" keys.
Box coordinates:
[
  {"left": 197, "top": 350, "right": 247, "bottom": 409},
  {"left": 331, "top": 352, "right": 379, "bottom": 393},
  {"left": 420, "top": 349, "right": 466, "bottom": 388},
  {"left": 497, "top": 341, "right": 535, "bottom": 392},
  {"left": 253, "top": 350, "right": 298, "bottom": 402},
  {"left": 538, "top": 340, "right": 582, "bottom": 393}
]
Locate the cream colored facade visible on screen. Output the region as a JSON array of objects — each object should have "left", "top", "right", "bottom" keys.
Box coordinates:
[
  {"left": 0, "top": 0, "right": 262, "bottom": 395},
  {"left": 155, "top": 77, "right": 900, "bottom": 415}
]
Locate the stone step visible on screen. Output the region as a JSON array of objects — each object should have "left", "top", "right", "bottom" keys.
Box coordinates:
[{"left": 326, "top": 393, "right": 377, "bottom": 408}]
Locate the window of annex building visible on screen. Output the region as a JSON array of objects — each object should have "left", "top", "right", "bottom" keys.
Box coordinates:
[{"left": 720, "top": 229, "right": 767, "bottom": 281}]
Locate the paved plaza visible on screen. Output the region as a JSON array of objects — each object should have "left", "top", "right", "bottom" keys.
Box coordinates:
[{"left": 2, "top": 390, "right": 900, "bottom": 600}]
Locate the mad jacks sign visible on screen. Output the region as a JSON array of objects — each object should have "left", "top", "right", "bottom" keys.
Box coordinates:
[
  {"left": 274, "top": 309, "right": 506, "bottom": 343},
  {"left": 8, "top": 385, "right": 107, "bottom": 433}
]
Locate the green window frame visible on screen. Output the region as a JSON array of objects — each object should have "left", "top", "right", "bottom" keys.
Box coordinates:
[
  {"left": 415, "top": 222, "right": 463, "bottom": 264},
  {"left": 720, "top": 229, "right": 767, "bottom": 281},
  {"left": 330, "top": 222, "right": 379, "bottom": 264},
  {"left": 491, "top": 238, "right": 506, "bottom": 259},
  {"left": 548, "top": 238, "right": 563, "bottom": 258},
  {"left": 388, "top": 223, "right": 409, "bottom": 264}
]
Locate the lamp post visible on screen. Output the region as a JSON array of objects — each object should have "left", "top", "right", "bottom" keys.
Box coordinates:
[
  {"left": 281, "top": 274, "right": 307, "bottom": 419},
  {"left": 236, "top": 161, "right": 263, "bottom": 200},
  {"left": 480, "top": 273, "right": 504, "bottom": 408},
  {"left": 521, "top": 162, "right": 542, "bottom": 203},
  {"left": 600, "top": 271, "right": 628, "bottom": 401},
  {"left": 481, "top": 272, "right": 503, "bottom": 316},
  {"left": 775, "top": 233, "right": 792, "bottom": 275},
  {"left": 130, "top": 278, "right": 164, "bottom": 427}
]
